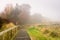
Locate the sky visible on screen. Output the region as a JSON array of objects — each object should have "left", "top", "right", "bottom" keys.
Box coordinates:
[{"left": 0, "top": 0, "right": 60, "bottom": 21}]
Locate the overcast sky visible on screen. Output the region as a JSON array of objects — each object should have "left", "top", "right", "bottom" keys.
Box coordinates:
[{"left": 0, "top": 0, "right": 60, "bottom": 21}]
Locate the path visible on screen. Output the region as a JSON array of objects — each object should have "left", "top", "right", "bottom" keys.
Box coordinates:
[{"left": 14, "top": 29, "right": 31, "bottom": 40}]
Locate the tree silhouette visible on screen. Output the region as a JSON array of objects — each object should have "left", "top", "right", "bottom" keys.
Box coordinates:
[{"left": 7, "top": 4, "right": 31, "bottom": 25}]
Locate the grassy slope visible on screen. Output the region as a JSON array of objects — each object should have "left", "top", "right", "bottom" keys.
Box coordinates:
[
  {"left": 27, "top": 26, "right": 60, "bottom": 40},
  {"left": 27, "top": 27, "right": 47, "bottom": 40}
]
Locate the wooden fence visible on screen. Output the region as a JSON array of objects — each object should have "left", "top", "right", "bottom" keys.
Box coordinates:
[{"left": 0, "top": 25, "right": 20, "bottom": 40}]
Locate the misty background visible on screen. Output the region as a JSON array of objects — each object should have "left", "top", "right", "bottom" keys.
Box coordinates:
[
  {"left": 0, "top": 0, "right": 60, "bottom": 22},
  {"left": 0, "top": 0, "right": 60, "bottom": 40}
]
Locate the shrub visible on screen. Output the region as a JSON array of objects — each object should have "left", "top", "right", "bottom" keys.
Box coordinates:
[
  {"left": 43, "top": 29, "right": 50, "bottom": 34},
  {"left": 0, "top": 17, "right": 10, "bottom": 26},
  {"left": 50, "top": 31, "right": 59, "bottom": 37}
]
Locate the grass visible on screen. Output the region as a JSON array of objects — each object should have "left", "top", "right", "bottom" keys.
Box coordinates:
[
  {"left": 27, "top": 27, "right": 47, "bottom": 40},
  {"left": 27, "top": 25, "right": 60, "bottom": 40},
  {"left": 0, "top": 22, "right": 15, "bottom": 32}
]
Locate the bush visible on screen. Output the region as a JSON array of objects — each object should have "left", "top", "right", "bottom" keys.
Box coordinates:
[
  {"left": 0, "top": 17, "right": 10, "bottom": 27},
  {"left": 43, "top": 29, "right": 50, "bottom": 34},
  {"left": 50, "top": 31, "right": 59, "bottom": 37}
]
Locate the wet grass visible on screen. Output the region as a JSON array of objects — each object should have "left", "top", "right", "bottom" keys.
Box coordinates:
[
  {"left": 27, "top": 27, "right": 47, "bottom": 40},
  {"left": 27, "top": 25, "right": 60, "bottom": 40}
]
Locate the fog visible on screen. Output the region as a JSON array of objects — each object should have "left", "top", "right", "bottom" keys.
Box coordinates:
[{"left": 0, "top": 0, "right": 60, "bottom": 21}]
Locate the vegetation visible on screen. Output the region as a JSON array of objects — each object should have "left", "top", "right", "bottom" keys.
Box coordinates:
[
  {"left": 0, "top": 3, "right": 60, "bottom": 40},
  {"left": 27, "top": 25, "right": 60, "bottom": 40},
  {"left": 0, "top": 4, "right": 31, "bottom": 40},
  {"left": 0, "top": 17, "right": 16, "bottom": 32},
  {"left": 50, "top": 31, "right": 59, "bottom": 37}
]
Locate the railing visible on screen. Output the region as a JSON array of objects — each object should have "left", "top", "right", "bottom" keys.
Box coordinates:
[{"left": 0, "top": 25, "right": 20, "bottom": 40}]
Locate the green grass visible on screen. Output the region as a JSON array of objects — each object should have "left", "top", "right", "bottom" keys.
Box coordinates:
[
  {"left": 27, "top": 27, "right": 47, "bottom": 40},
  {"left": 27, "top": 26, "right": 60, "bottom": 40}
]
